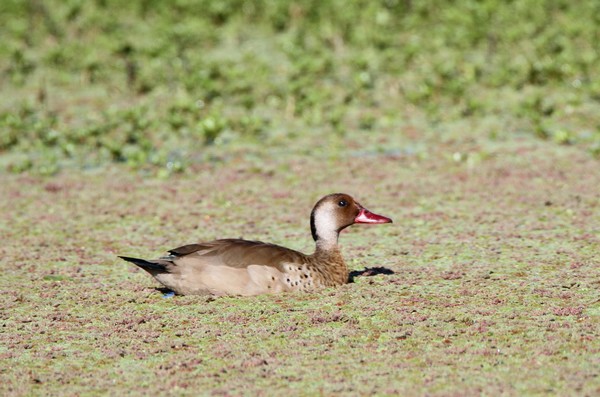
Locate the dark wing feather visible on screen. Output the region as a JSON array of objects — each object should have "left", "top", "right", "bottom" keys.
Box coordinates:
[
  {"left": 119, "top": 256, "right": 170, "bottom": 274},
  {"left": 168, "top": 244, "right": 208, "bottom": 256}
]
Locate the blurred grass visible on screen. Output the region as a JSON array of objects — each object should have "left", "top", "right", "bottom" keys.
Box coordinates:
[{"left": 1, "top": 0, "right": 600, "bottom": 174}]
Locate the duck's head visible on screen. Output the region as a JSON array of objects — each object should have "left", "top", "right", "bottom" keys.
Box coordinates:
[{"left": 310, "top": 193, "right": 392, "bottom": 248}]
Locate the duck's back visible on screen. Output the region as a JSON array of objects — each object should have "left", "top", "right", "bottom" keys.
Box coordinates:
[{"left": 166, "top": 239, "right": 304, "bottom": 269}]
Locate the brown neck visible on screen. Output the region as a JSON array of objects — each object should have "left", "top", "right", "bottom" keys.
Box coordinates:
[{"left": 310, "top": 243, "right": 348, "bottom": 286}]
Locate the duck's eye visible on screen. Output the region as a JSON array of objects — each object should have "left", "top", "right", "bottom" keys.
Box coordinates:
[{"left": 338, "top": 200, "right": 348, "bottom": 207}]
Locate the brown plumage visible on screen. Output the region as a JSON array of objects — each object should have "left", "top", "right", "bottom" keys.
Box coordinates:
[{"left": 119, "top": 193, "right": 392, "bottom": 296}]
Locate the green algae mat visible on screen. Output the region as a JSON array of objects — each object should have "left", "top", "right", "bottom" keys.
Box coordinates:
[{"left": 2, "top": 134, "right": 599, "bottom": 395}]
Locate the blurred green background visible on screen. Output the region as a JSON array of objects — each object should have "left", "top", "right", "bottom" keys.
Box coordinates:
[{"left": 1, "top": 0, "right": 599, "bottom": 174}]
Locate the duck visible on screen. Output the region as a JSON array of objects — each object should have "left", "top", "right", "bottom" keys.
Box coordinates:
[{"left": 119, "top": 193, "right": 392, "bottom": 296}]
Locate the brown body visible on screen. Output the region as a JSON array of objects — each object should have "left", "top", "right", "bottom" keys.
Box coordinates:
[{"left": 120, "top": 193, "right": 392, "bottom": 296}]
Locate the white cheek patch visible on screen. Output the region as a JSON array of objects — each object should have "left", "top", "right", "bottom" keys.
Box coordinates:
[{"left": 313, "top": 204, "right": 339, "bottom": 243}]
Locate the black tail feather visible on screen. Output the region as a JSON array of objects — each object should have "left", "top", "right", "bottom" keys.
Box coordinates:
[{"left": 119, "top": 256, "right": 167, "bottom": 272}]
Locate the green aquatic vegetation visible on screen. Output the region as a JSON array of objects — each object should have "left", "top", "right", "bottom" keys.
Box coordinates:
[
  {"left": 0, "top": 0, "right": 599, "bottom": 173},
  {"left": 1, "top": 132, "right": 599, "bottom": 395}
]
